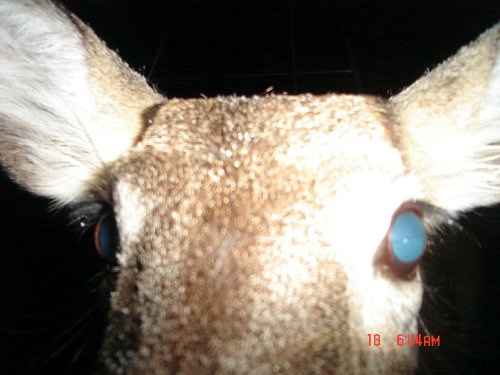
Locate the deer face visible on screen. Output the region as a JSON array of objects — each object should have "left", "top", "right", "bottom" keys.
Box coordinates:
[
  {"left": 97, "top": 95, "right": 422, "bottom": 373},
  {"left": 0, "top": 1, "right": 498, "bottom": 374}
]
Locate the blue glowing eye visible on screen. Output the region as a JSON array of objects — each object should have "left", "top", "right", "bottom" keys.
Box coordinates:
[
  {"left": 390, "top": 212, "right": 426, "bottom": 264},
  {"left": 94, "top": 214, "right": 120, "bottom": 262}
]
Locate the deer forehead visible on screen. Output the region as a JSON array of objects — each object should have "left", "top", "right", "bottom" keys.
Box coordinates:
[{"left": 110, "top": 93, "right": 419, "bottom": 277}]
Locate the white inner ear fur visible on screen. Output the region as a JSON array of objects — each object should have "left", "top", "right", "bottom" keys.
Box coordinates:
[
  {"left": 479, "top": 36, "right": 500, "bottom": 137},
  {"left": 390, "top": 24, "right": 500, "bottom": 214},
  {"left": 0, "top": 0, "right": 161, "bottom": 205},
  {"left": 0, "top": 0, "right": 99, "bottom": 203}
]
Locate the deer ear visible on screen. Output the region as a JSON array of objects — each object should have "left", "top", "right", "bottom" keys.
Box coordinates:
[
  {"left": 390, "top": 23, "right": 500, "bottom": 213},
  {"left": 0, "top": 0, "right": 163, "bottom": 205}
]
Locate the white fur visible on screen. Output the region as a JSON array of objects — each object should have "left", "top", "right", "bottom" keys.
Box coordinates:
[
  {"left": 390, "top": 23, "right": 500, "bottom": 213},
  {"left": 0, "top": 0, "right": 136, "bottom": 204},
  {"left": 114, "top": 180, "right": 147, "bottom": 254}
]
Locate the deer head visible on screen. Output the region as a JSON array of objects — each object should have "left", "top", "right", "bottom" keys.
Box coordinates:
[{"left": 0, "top": 1, "right": 499, "bottom": 374}]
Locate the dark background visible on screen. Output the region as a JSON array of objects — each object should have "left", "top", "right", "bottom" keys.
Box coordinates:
[{"left": 0, "top": 1, "right": 499, "bottom": 374}]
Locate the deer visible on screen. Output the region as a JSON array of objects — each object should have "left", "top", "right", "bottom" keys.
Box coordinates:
[{"left": 0, "top": 0, "right": 499, "bottom": 374}]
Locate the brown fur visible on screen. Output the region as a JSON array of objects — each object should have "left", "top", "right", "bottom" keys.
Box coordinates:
[
  {"left": 101, "top": 95, "right": 417, "bottom": 374},
  {"left": 0, "top": 1, "right": 499, "bottom": 374}
]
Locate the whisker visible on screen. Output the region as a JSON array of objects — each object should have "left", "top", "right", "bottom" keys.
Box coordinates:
[
  {"left": 147, "top": 7, "right": 176, "bottom": 80},
  {"left": 27, "top": 304, "right": 100, "bottom": 370},
  {"left": 62, "top": 331, "right": 95, "bottom": 375}
]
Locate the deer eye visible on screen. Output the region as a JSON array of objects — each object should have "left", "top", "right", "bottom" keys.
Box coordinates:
[
  {"left": 94, "top": 214, "right": 120, "bottom": 263},
  {"left": 374, "top": 204, "right": 427, "bottom": 278},
  {"left": 390, "top": 211, "right": 426, "bottom": 265}
]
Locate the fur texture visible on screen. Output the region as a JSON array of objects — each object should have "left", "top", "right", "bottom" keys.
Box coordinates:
[
  {"left": 0, "top": 0, "right": 163, "bottom": 204},
  {"left": 0, "top": 1, "right": 499, "bottom": 374},
  {"left": 390, "top": 24, "right": 500, "bottom": 212}
]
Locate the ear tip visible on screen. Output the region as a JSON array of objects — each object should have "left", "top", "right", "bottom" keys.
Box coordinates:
[{"left": 389, "top": 22, "right": 500, "bottom": 214}]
